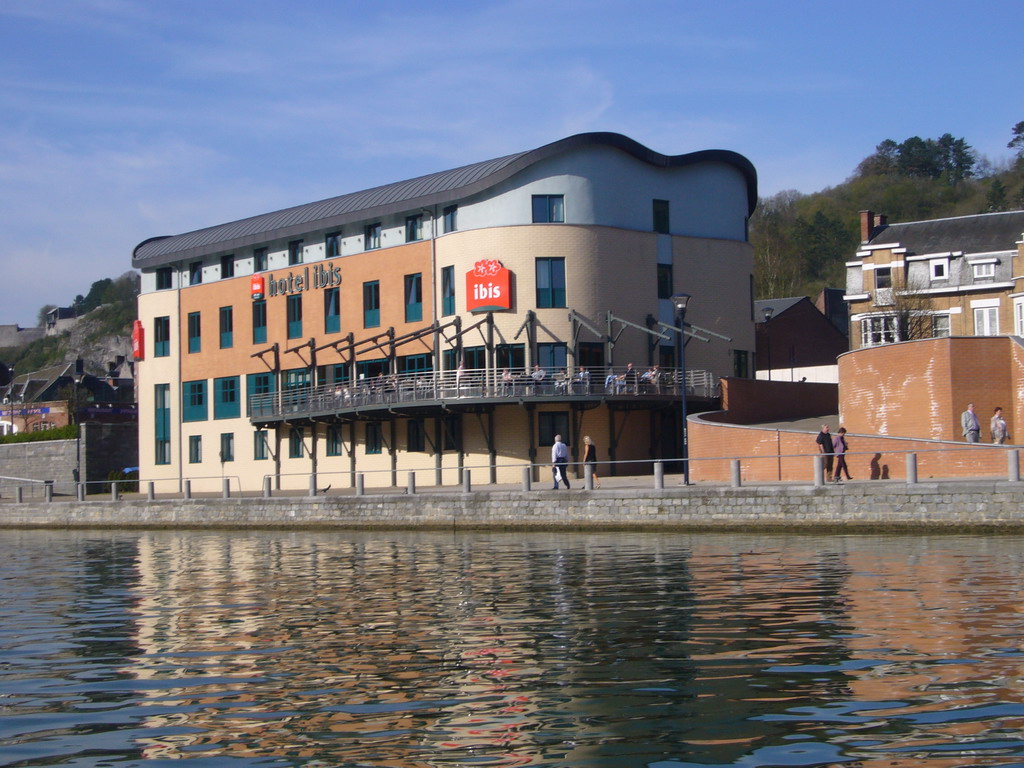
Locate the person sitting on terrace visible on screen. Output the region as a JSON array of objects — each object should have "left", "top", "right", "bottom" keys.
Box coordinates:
[
  {"left": 575, "top": 366, "right": 591, "bottom": 394},
  {"left": 555, "top": 369, "right": 569, "bottom": 393},
  {"left": 531, "top": 364, "right": 546, "bottom": 393}
]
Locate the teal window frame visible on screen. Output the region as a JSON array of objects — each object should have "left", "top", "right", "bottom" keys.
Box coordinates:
[
  {"left": 407, "top": 418, "right": 425, "bottom": 452},
  {"left": 219, "top": 432, "right": 234, "bottom": 462},
  {"left": 441, "top": 266, "right": 455, "bottom": 316},
  {"left": 154, "top": 383, "right": 171, "bottom": 465},
  {"left": 326, "top": 425, "right": 343, "bottom": 457},
  {"left": 363, "top": 281, "right": 380, "bottom": 328},
  {"left": 366, "top": 422, "right": 382, "bottom": 454},
  {"left": 287, "top": 294, "right": 302, "bottom": 339},
  {"left": 187, "top": 312, "right": 201, "bottom": 353},
  {"left": 324, "top": 287, "right": 340, "bottom": 334},
  {"left": 252, "top": 300, "right": 267, "bottom": 344},
  {"left": 188, "top": 435, "right": 202, "bottom": 464},
  {"left": 182, "top": 379, "right": 207, "bottom": 422},
  {"left": 254, "top": 430, "right": 269, "bottom": 461},
  {"left": 289, "top": 427, "right": 304, "bottom": 458},
  {"left": 536, "top": 258, "right": 566, "bottom": 308},
  {"left": 404, "top": 273, "right": 422, "bottom": 323},
  {"left": 219, "top": 306, "right": 233, "bottom": 349},
  {"left": 213, "top": 376, "right": 240, "bottom": 420},
  {"left": 154, "top": 316, "right": 170, "bottom": 357}
]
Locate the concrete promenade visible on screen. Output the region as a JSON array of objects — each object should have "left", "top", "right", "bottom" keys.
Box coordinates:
[{"left": 3, "top": 476, "right": 1024, "bottom": 531}]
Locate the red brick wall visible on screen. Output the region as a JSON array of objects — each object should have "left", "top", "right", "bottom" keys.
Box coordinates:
[{"left": 719, "top": 377, "right": 838, "bottom": 423}]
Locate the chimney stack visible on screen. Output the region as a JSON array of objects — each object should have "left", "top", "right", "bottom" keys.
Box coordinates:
[{"left": 860, "top": 210, "right": 874, "bottom": 244}]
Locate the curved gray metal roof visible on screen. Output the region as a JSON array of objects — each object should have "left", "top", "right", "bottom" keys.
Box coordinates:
[{"left": 133, "top": 132, "right": 758, "bottom": 268}]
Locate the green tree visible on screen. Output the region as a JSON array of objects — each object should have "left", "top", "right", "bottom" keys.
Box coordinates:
[
  {"left": 986, "top": 179, "right": 1008, "bottom": 212},
  {"left": 1008, "top": 120, "right": 1024, "bottom": 157}
]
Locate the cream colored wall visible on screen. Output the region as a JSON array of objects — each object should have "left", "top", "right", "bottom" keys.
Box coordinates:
[{"left": 137, "top": 290, "right": 181, "bottom": 491}]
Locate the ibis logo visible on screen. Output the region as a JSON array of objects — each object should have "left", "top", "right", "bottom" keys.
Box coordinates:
[{"left": 466, "top": 259, "right": 512, "bottom": 313}]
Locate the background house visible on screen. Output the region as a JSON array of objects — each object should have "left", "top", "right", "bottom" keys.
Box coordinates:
[{"left": 755, "top": 292, "right": 849, "bottom": 383}]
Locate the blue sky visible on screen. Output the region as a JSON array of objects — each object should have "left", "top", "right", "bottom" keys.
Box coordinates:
[{"left": 1, "top": 0, "right": 1021, "bottom": 327}]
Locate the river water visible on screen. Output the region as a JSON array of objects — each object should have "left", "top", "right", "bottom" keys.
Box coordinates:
[{"left": 1, "top": 529, "right": 1022, "bottom": 767}]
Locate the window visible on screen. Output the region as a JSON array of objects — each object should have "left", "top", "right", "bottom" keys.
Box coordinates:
[
  {"left": 463, "top": 345, "right": 486, "bottom": 370},
  {"left": 288, "top": 239, "right": 304, "bottom": 266},
  {"left": 537, "top": 342, "right": 567, "bottom": 371},
  {"left": 283, "top": 368, "right": 311, "bottom": 391},
  {"left": 733, "top": 350, "right": 751, "bottom": 378},
  {"left": 214, "top": 376, "right": 240, "bottom": 420},
  {"left": 220, "top": 254, "right": 235, "bottom": 279},
  {"left": 441, "top": 266, "right": 455, "bottom": 316},
  {"left": 405, "top": 214, "right": 422, "bottom": 242},
  {"left": 154, "top": 383, "right": 170, "bottom": 465},
  {"left": 875, "top": 267, "right": 892, "bottom": 289},
  {"left": 578, "top": 341, "right": 604, "bottom": 369},
  {"left": 366, "top": 422, "right": 382, "bottom": 454},
  {"left": 363, "top": 281, "right": 380, "bottom": 328},
  {"left": 188, "top": 435, "right": 202, "bottom": 464},
  {"left": 219, "top": 306, "right": 233, "bottom": 349},
  {"left": 932, "top": 314, "right": 950, "bottom": 338},
  {"left": 183, "top": 379, "right": 207, "bottom": 421},
  {"left": 861, "top": 316, "right": 897, "bottom": 347},
  {"left": 364, "top": 223, "right": 381, "bottom": 250},
  {"left": 653, "top": 199, "right": 670, "bottom": 234},
  {"left": 247, "top": 372, "right": 276, "bottom": 411},
  {"left": 532, "top": 195, "right": 564, "bottom": 223},
  {"left": 156, "top": 267, "right": 173, "bottom": 290},
  {"left": 974, "top": 306, "right": 999, "bottom": 336},
  {"left": 254, "top": 430, "right": 269, "bottom": 461},
  {"left": 187, "top": 312, "right": 201, "bottom": 353},
  {"left": 398, "top": 354, "right": 432, "bottom": 374},
  {"left": 496, "top": 343, "right": 525, "bottom": 370},
  {"left": 407, "top": 418, "right": 425, "bottom": 452},
  {"left": 443, "top": 205, "right": 458, "bottom": 233},
  {"left": 930, "top": 259, "right": 948, "bottom": 280},
  {"left": 219, "top": 433, "right": 234, "bottom": 463},
  {"left": 404, "top": 273, "right": 422, "bottom": 323},
  {"left": 287, "top": 294, "right": 303, "bottom": 339},
  {"left": 253, "top": 247, "right": 268, "bottom": 272},
  {"left": 356, "top": 358, "right": 388, "bottom": 380},
  {"left": 154, "top": 316, "right": 170, "bottom": 357},
  {"left": 538, "top": 411, "right": 569, "bottom": 446},
  {"left": 536, "top": 258, "right": 566, "bottom": 308},
  {"left": 973, "top": 262, "right": 996, "bottom": 280},
  {"left": 325, "top": 232, "right": 341, "bottom": 259},
  {"left": 327, "top": 426, "right": 343, "bottom": 457},
  {"left": 442, "top": 414, "right": 460, "bottom": 452},
  {"left": 289, "top": 427, "right": 304, "bottom": 458},
  {"left": 324, "top": 287, "right": 340, "bottom": 334},
  {"left": 1017, "top": 300, "right": 1024, "bottom": 336},
  {"left": 252, "top": 300, "right": 267, "bottom": 344},
  {"left": 189, "top": 261, "right": 203, "bottom": 285},
  {"left": 657, "top": 263, "right": 673, "bottom": 300}
]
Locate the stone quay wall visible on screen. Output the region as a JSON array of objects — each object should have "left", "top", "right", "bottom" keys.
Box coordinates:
[{"left": 2, "top": 482, "right": 1024, "bottom": 531}]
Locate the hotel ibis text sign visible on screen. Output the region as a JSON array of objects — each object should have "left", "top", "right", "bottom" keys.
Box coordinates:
[
  {"left": 252, "top": 262, "right": 342, "bottom": 300},
  {"left": 466, "top": 259, "right": 512, "bottom": 313}
]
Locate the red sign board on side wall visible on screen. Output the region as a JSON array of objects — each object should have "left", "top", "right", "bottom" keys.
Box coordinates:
[
  {"left": 251, "top": 274, "right": 265, "bottom": 300},
  {"left": 465, "top": 259, "right": 513, "bottom": 313},
  {"left": 131, "top": 319, "right": 144, "bottom": 360}
]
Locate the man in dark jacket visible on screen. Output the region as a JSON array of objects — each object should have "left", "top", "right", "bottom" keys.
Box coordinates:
[{"left": 815, "top": 424, "right": 834, "bottom": 482}]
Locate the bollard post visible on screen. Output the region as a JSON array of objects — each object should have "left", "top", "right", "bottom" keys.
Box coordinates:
[
  {"left": 355, "top": 474, "right": 365, "bottom": 496},
  {"left": 16, "top": 486, "right": 24, "bottom": 503},
  {"left": 1009, "top": 449, "right": 1020, "bottom": 482},
  {"left": 407, "top": 472, "right": 416, "bottom": 495},
  {"left": 45, "top": 484, "right": 53, "bottom": 503},
  {"left": 463, "top": 469, "right": 472, "bottom": 493},
  {"left": 111, "top": 483, "right": 119, "bottom": 502},
  {"left": 183, "top": 479, "right": 192, "bottom": 500},
  {"left": 223, "top": 478, "right": 232, "bottom": 498},
  {"left": 77, "top": 482, "right": 86, "bottom": 501},
  {"left": 522, "top": 466, "right": 532, "bottom": 492},
  {"left": 906, "top": 452, "right": 918, "bottom": 485},
  {"left": 584, "top": 464, "right": 594, "bottom": 490},
  {"left": 814, "top": 455, "right": 824, "bottom": 487},
  {"left": 731, "top": 459, "right": 742, "bottom": 488},
  {"left": 263, "top": 476, "right": 272, "bottom": 498},
  {"left": 654, "top": 461, "right": 664, "bottom": 490},
  {"left": 309, "top": 474, "right": 317, "bottom": 497},
  {"left": 147, "top": 481, "right": 155, "bottom": 501}
]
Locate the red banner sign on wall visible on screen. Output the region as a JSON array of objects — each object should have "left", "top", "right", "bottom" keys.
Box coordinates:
[
  {"left": 131, "top": 319, "right": 145, "bottom": 360},
  {"left": 251, "top": 274, "right": 266, "bottom": 300},
  {"left": 465, "top": 259, "right": 512, "bottom": 313}
]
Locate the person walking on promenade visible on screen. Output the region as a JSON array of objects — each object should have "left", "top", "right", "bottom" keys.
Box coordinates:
[
  {"left": 991, "top": 406, "right": 1008, "bottom": 444},
  {"left": 833, "top": 427, "right": 852, "bottom": 482},
  {"left": 583, "top": 435, "right": 601, "bottom": 488},
  {"left": 961, "top": 402, "right": 981, "bottom": 443},
  {"left": 816, "top": 424, "right": 834, "bottom": 482},
  {"left": 551, "top": 434, "right": 571, "bottom": 489}
]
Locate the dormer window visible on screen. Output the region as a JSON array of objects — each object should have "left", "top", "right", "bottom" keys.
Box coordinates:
[
  {"left": 930, "top": 258, "right": 948, "bottom": 280},
  {"left": 973, "top": 261, "right": 995, "bottom": 280}
]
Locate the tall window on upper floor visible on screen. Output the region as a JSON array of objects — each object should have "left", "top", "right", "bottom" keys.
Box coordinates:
[
  {"left": 536, "top": 342, "right": 567, "bottom": 372},
  {"left": 154, "top": 316, "right": 171, "bottom": 357},
  {"left": 404, "top": 273, "right": 422, "bottom": 323},
  {"left": 536, "top": 257, "right": 566, "bottom": 308},
  {"left": 405, "top": 214, "right": 423, "bottom": 242},
  {"left": 156, "top": 267, "right": 173, "bottom": 290},
  {"left": 219, "top": 306, "right": 233, "bottom": 349},
  {"left": 364, "top": 223, "right": 381, "bottom": 250},
  {"left": 324, "top": 287, "right": 340, "bottom": 334},
  {"left": 189, "top": 261, "right": 203, "bottom": 285},
  {"left": 441, "top": 266, "right": 455, "bottom": 316},
  {"left": 532, "top": 195, "right": 564, "bottom": 223},
  {"left": 657, "top": 264, "right": 673, "bottom": 300},
  {"left": 154, "top": 383, "right": 171, "bottom": 465},
  {"left": 253, "top": 247, "right": 268, "bottom": 272},
  {"left": 288, "top": 240, "right": 304, "bottom": 266},
  {"left": 443, "top": 205, "right": 458, "bottom": 233},
  {"left": 252, "top": 300, "right": 267, "bottom": 344},
  {"left": 220, "top": 254, "right": 235, "bottom": 279},
  {"left": 363, "top": 281, "right": 380, "bottom": 328},
  {"left": 286, "top": 294, "right": 303, "bottom": 339},
  {"left": 325, "top": 232, "right": 341, "bottom": 259},
  {"left": 653, "top": 199, "right": 670, "bottom": 234},
  {"left": 187, "top": 312, "right": 201, "bottom": 353}
]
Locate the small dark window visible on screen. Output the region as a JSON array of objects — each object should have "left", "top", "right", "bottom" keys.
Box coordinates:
[
  {"left": 220, "top": 254, "right": 235, "bottom": 279},
  {"left": 443, "top": 205, "right": 458, "bottom": 233},
  {"left": 156, "top": 267, "right": 173, "bottom": 290},
  {"left": 653, "top": 199, "right": 670, "bottom": 234}
]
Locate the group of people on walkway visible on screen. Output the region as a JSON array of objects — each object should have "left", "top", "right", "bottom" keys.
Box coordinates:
[
  {"left": 960, "top": 402, "right": 1008, "bottom": 444},
  {"left": 815, "top": 424, "right": 851, "bottom": 483},
  {"left": 550, "top": 435, "right": 601, "bottom": 489}
]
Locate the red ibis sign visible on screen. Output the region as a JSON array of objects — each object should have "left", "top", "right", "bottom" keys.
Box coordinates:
[{"left": 465, "top": 259, "right": 512, "bottom": 313}]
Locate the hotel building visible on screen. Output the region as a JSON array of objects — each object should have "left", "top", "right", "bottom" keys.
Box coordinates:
[{"left": 133, "top": 132, "right": 757, "bottom": 492}]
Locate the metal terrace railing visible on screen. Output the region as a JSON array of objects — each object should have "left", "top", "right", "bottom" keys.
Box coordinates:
[{"left": 248, "top": 366, "right": 718, "bottom": 422}]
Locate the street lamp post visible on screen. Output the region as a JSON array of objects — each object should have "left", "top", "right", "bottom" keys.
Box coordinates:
[
  {"left": 762, "top": 305, "right": 774, "bottom": 381},
  {"left": 672, "top": 292, "right": 692, "bottom": 485},
  {"left": 72, "top": 370, "right": 84, "bottom": 488}
]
